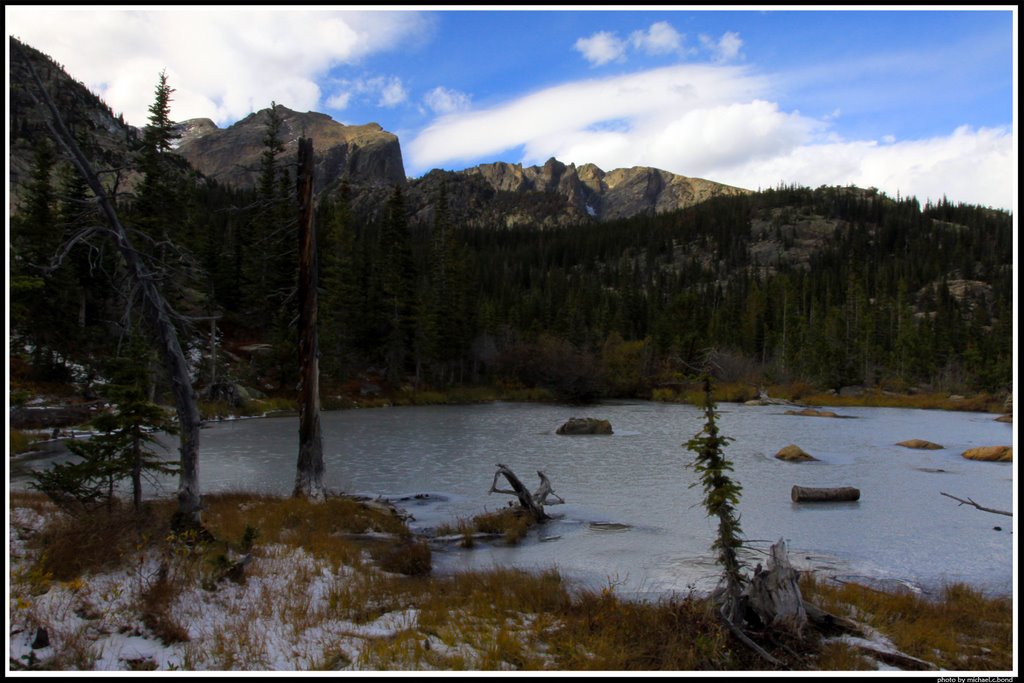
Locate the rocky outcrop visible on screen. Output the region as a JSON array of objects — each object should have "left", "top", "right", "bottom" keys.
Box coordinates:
[
  {"left": 896, "top": 439, "right": 944, "bottom": 450},
  {"left": 775, "top": 445, "right": 818, "bottom": 462},
  {"left": 175, "top": 106, "right": 406, "bottom": 191},
  {"left": 556, "top": 417, "right": 613, "bottom": 435},
  {"left": 962, "top": 446, "right": 1013, "bottom": 462},
  {"left": 463, "top": 158, "right": 748, "bottom": 224}
]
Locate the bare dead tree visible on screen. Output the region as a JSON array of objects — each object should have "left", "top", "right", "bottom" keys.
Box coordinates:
[
  {"left": 18, "top": 44, "right": 204, "bottom": 526},
  {"left": 487, "top": 464, "right": 559, "bottom": 522},
  {"left": 293, "top": 137, "right": 325, "bottom": 500}
]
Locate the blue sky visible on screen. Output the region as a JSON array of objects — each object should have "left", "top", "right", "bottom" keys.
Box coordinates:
[{"left": 6, "top": 6, "right": 1017, "bottom": 209}]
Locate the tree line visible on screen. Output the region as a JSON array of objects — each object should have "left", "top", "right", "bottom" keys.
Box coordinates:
[{"left": 11, "top": 76, "right": 1013, "bottom": 412}]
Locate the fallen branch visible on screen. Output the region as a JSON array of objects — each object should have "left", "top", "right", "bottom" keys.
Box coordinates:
[{"left": 940, "top": 492, "right": 1012, "bottom": 517}]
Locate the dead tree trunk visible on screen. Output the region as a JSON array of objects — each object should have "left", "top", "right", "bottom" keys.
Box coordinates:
[
  {"left": 488, "top": 464, "right": 551, "bottom": 521},
  {"left": 19, "top": 47, "right": 203, "bottom": 524},
  {"left": 744, "top": 538, "right": 808, "bottom": 636},
  {"left": 293, "top": 137, "right": 325, "bottom": 500},
  {"left": 791, "top": 486, "right": 860, "bottom": 502}
]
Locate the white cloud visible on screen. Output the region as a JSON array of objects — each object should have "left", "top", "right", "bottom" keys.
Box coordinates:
[
  {"left": 700, "top": 31, "right": 744, "bottom": 63},
  {"left": 6, "top": 7, "right": 429, "bottom": 126},
  {"left": 718, "top": 125, "right": 1014, "bottom": 209},
  {"left": 376, "top": 77, "right": 407, "bottom": 108},
  {"left": 574, "top": 31, "right": 627, "bottom": 66},
  {"left": 326, "top": 91, "right": 352, "bottom": 110},
  {"left": 423, "top": 86, "right": 471, "bottom": 115},
  {"left": 330, "top": 76, "right": 408, "bottom": 111},
  {"left": 629, "top": 21, "right": 684, "bottom": 56},
  {"left": 407, "top": 64, "right": 1013, "bottom": 210}
]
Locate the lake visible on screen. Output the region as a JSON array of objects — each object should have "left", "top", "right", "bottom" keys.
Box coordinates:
[{"left": 10, "top": 401, "right": 1015, "bottom": 599}]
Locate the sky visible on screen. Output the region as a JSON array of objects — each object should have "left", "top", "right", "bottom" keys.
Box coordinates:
[{"left": 5, "top": 5, "right": 1018, "bottom": 210}]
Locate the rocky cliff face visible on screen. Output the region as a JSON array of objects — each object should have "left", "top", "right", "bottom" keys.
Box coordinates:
[
  {"left": 461, "top": 158, "right": 749, "bottom": 224},
  {"left": 175, "top": 107, "right": 406, "bottom": 191}
]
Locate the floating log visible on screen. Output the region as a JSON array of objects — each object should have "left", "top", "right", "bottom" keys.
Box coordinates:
[{"left": 791, "top": 485, "right": 860, "bottom": 502}]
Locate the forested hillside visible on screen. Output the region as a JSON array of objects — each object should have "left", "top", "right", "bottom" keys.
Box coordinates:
[{"left": 9, "top": 38, "right": 1013, "bottom": 410}]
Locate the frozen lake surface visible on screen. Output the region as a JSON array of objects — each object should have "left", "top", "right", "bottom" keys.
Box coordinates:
[{"left": 11, "top": 401, "right": 1015, "bottom": 599}]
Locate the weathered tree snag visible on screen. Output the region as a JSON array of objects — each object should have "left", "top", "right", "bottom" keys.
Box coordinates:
[
  {"left": 940, "top": 492, "right": 1011, "bottom": 517},
  {"left": 791, "top": 486, "right": 860, "bottom": 502},
  {"left": 488, "top": 464, "right": 552, "bottom": 521},
  {"left": 743, "top": 538, "right": 808, "bottom": 636},
  {"left": 532, "top": 470, "right": 565, "bottom": 506},
  {"left": 293, "top": 137, "right": 325, "bottom": 501},
  {"left": 19, "top": 47, "right": 203, "bottom": 525}
]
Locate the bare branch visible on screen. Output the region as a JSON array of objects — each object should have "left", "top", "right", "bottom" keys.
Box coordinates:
[{"left": 940, "top": 492, "right": 1012, "bottom": 517}]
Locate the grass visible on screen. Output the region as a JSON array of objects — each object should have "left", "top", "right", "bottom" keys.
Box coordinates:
[
  {"left": 799, "top": 573, "right": 1014, "bottom": 671},
  {"left": 9, "top": 491, "right": 1015, "bottom": 672},
  {"left": 437, "top": 506, "right": 539, "bottom": 546},
  {"left": 10, "top": 429, "right": 48, "bottom": 455}
]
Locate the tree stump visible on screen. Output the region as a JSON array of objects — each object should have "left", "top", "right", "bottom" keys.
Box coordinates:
[{"left": 744, "top": 538, "right": 808, "bottom": 636}]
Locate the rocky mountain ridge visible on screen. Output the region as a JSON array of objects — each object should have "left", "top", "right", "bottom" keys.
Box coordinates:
[
  {"left": 10, "top": 36, "right": 749, "bottom": 228},
  {"left": 176, "top": 106, "right": 750, "bottom": 227},
  {"left": 174, "top": 109, "right": 407, "bottom": 191}
]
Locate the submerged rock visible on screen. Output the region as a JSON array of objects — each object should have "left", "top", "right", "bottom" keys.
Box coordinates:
[
  {"left": 556, "top": 417, "right": 613, "bottom": 435},
  {"left": 896, "top": 439, "right": 944, "bottom": 450},
  {"left": 962, "top": 446, "right": 1013, "bottom": 462},
  {"left": 775, "top": 444, "right": 818, "bottom": 462},
  {"left": 785, "top": 408, "right": 842, "bottom": 418}
]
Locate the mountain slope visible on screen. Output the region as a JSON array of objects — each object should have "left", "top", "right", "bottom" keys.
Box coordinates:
[{"left": 175, "top": 108, "right": 406, "bottom": 190}]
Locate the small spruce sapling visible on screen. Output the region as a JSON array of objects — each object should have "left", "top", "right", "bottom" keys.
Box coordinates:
[
  {"left": 31, "top": 334, "right": 180, "bottom": 514},
  {"left": 687, "top": 373, "right": 746, "bottom": 621}
]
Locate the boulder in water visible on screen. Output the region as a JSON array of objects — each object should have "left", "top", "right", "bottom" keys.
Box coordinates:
[
  {"left": 775, "top": 444, "right": 818, "bottom": 462},
  {"left": 556, "top": 417, "right": 613, "bottom": 435}
]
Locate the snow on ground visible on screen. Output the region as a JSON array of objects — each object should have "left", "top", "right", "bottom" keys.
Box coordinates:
[{"left": 8, "top": 512, "right": 438, "bottom": 672}]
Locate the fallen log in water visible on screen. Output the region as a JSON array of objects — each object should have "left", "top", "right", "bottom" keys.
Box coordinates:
[{"left": 791, "top": 485, "right": 860, "bottom": 502}]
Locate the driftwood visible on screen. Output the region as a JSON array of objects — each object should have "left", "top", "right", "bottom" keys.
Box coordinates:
[
  {"left": 488, "top": 464, "right": 563, "bottom": 521},
  {"left": 940, "top": 492, "right": 1012, "bottom": 517},
  {"left": 791, "top": 486, "right": 860, "bottom": 502},
  {"left": 744, "top": 539, "right": 808, "bottom": 636}
]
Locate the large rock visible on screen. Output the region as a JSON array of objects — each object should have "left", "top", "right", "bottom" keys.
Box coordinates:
[
  {"left": 556, "top": 417, "right": 613, "bottom": 435},
  {"left": 896, "top": 439, "right": 944, "bottom": 450},
  {"left": 775, "top": 445, "right": 818, "bottom": 462},
  {"left": 962, "top": 446, "right": 1013, "bottom": 462}
]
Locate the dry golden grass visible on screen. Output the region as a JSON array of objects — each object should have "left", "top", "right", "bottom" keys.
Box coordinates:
[
  {"left": 437, "top": 506, "right": 539, "bottom": 546},
  {"left": 800, "top": 574, "right": 1013, "bottom": 671},
  {"left": 12, "top": 491, "right": 1013, "bottom": 672}
]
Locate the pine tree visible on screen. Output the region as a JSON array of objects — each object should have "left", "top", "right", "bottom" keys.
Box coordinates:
[
  {"left": 687, "top": 368, "right": 745, "bottom": 621},
  {"left": 31, "top": 333, "right": 180, "bottom": 514}
]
